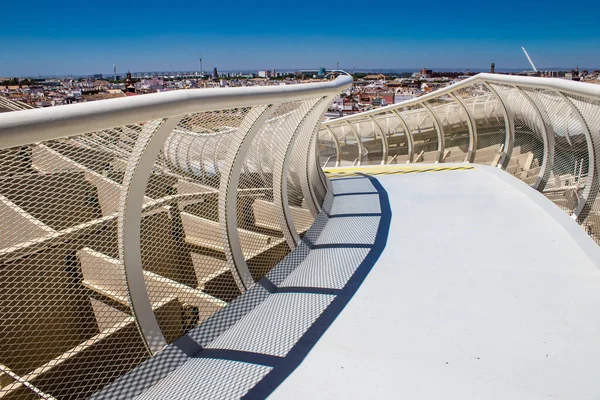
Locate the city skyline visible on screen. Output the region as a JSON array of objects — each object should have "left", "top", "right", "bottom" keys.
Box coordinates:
[{"left": 2, "top": 0, "right": 599, "bottom": 76}]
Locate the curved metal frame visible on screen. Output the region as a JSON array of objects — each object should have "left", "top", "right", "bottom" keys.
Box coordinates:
[
  {"left": 119, "top": 116, "right": 183, "bottom": 355},
  {"left": 345, "top": 120, "right": 364, "bottom": 166},
  {"left": 219, "top": 105, "right": 279, "bottom": 291},
  {"left": 422, "top": 102, "right": 446, "bottom": 163},
  {"left": 515, "top": 86, "right": 555, "bottom": 192},
  {"left": 449, "top": 93, "right": 477, "bottom": 163},
  {"left": 555, "top": 91, "right": 600, "bottom": 223},
  {"left": 324, "top": 125, "right": 342, "bottom": 167},
  {"left": 368, "top": 115, "right": 389, "bottom": 165},
  {"left": 483, "top": 82, "right": 515, "bottom": 169},
  {"left": 391, "top": 109, "right": 414, "bottom": 163},
  {"left": 273, "top": 98, "right": 326, "bottom": 248},
  {"left": 310, "top": 103, "right": 335, "bottom": 207},
  {"left": 298, "top": 103, "right": 333, "bottom": 216},
  {"left": 305, "top": 120, "right": 329, "bottom": 214},
  {"left": 0, "top": 76, "right": 360, "bottom": 399}
]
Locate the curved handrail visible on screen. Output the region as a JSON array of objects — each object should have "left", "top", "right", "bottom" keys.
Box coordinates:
[
  {"left": 323, "top": 74, "right": 600, "bottom": 125},
  {"left": 0, "top": 76, "right": 353, "bottom": 149},
  {"left": 319, "top": 73, "right": 600, "bottom": 240},
  {"left": 0, "top": 77, "right": 351, "bottom": 398}
]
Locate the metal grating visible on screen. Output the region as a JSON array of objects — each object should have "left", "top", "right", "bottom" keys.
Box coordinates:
[{"left": 0, "top": 77, "right": 350, "bottom": 399}]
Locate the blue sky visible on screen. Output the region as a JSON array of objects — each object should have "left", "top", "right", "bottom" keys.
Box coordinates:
[{"left": 2, "top": 0, "right": 598, "bottom": 76}]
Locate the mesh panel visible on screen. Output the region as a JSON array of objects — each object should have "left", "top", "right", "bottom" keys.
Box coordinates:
[
  {"left": 402, "top": 105, "right": 437, "bottom": 163},
  {"left": 235, "top": 102, "right": 302, "bottom": 281},
  {"left": 455, "top": 85, "right": 507, "bottom": 166},
  {"left": 326, "top": 122, "right": 359, "bottom": 166},
  {"left": 309, "top": 130, "right": 328, "bottom": 208},
  {"left": 566, "top": 94, "right": 600, "bottom": 242},
  {"left": 426, "top": 98, "right": 470, "bottom": 163},
  {"left": 490, "top": 84, "right": 545, "bottom": 185},
  {"left": 0, "top": 77, "right": 348, "bottom": 399},
  {"left": 522, "top": 89, "right": 589, "bottom": 217},
  {"left": 137, "top": 109, "right": 255, "bottom": 345},
  {"left": 0, "top": 103, "right": 329, "bottom": 399},
  {"left": 317, "top": 128, "right": 338, "bottom": 168},
  {"left": 0, "top": 130, "right": 150, "bottom": 399},
  {"left": 287, "top": 103, "right": 323, "bottom": 238},
  {"left": 377, "top": 111, "right": 410, "bottom": 164},
  {"left": 350, "top": 118, "right": 381, "bottom": 165}
]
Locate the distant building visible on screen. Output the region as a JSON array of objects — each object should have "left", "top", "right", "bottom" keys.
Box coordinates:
[
  {"left": 124, "top": 72, "right": 135, "bottom": 93},
  {"left": 140, "top": 75, "right": 165, "bottom": 92},
  {"left": 258, "top": 70, "right": 272, "bottom": 78},
  {"left": 363, "top": 74, "right": 385, "bottom": 81},
  {"left": 420, "top": 68, "right": 432, "bottom": 79},
  {"left": 213, "top": 68, "right": 219, "bottom": 79}
]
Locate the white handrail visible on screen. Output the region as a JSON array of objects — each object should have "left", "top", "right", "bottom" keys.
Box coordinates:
[
  {"left": 0, "top": 76, "right": 353, "bottom": 149},
  {"left": 320, "top": 73, "right": 600, "bottom": 228},
  {"left": 323, "top": 74, "right": 600, "bottom": 125}
]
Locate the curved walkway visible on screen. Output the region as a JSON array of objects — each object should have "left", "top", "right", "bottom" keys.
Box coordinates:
[
  {"left": 273, "top": 164, "right": 600, "bottom": 400},
  {"left": 95, "top": 164, "right": 600, "bottom": 399}
]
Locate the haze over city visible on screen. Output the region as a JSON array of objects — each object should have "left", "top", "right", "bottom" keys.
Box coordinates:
[{"left": 2, "top": 0, "right": 599, "bottom": 76}]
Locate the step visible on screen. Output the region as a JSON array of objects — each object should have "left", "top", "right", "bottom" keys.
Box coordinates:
[
  {"left": 32, "top": 144, "right": 154, "bottom": 217},
  {"left": 252, "top": 199, "right": 313, "bottom": 233},
  {"left": 0, "top": 316, "right": 145, "bottom": 400},
  {"left": 0, "top": 195, "right": 55, "bottom": 250},
  {"left": 89, "top": 298, "right": 130, "bottom": 333},
  {"left": 507, "top": 152, "right": 534, "bottom": 171},
  {"left": 78, "top": 247, "right": 225, "bottom": 312},
  {"left": 190, "top": 253, "right": 230, "bottom": 289},
  {"left": 180, "top": 211, "right": 284, "bottom": 259},
  {"left": 175, "top": 179, "right": 218, "bottom": 210}
]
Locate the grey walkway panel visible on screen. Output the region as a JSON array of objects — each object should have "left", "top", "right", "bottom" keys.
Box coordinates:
[
  {"left": 206, "top": 292, "right": 335, "bottom": 357},
  {"left": 280, "top": 248, "right": 370, "bottom": 289},
  {"left": 330, "top": 177, "right": 377, "bottom": 195},
  {"left": 135, "top": 359, "right": 271, "bottom": 400},
  {"left": 329, "top": 193, "right": 381, "bottom": 215}
]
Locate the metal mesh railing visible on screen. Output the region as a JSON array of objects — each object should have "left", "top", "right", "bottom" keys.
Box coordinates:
[
  {"left": 0, "top": 77, "right": 351, "bottom": 399},
  {"left": 319, "top": 73, "right": 600, "bottom": 242}
]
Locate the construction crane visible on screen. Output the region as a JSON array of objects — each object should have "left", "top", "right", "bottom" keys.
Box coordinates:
[{"left": 521, "top": 47, "right": 538, "bottom": 72}]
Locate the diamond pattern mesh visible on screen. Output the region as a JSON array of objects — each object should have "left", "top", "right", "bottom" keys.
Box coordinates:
[
  {"left": 0, "top": 92, "right": 333, "bottom": 399},
  {"left": 0, "top": 129, "right": 151, "bottom": 399}
]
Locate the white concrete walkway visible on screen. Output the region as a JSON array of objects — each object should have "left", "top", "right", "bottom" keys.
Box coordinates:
[{"left": 271, "top": 165, "right": 600, "bottom": 400}]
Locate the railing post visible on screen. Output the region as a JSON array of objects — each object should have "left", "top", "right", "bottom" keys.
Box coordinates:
[
  {"left": 515, "top": 86, "right": 555, "bottom": 191},
  {"left": 219, "top": 104, "right": 279, "bottom": 291},
  {"left": 272, "top": 98, "right": 325, "bottom": 248},
  {"left": 306, "top": 122, "right": 328, "bottom": 212},
  {"left": 484, "top": 82, "right": 515, "bottom": 169},
  {"left": 368, "top": 115, "right": 389, "bottom": 165},
  {"left": 391, "top": 109, "right": 414, "bottom": 163},
  {"left": 449, "top": 93, "right": 478, "bottom": 163},
  {"left": 296, "top": 101, "right": 334, "bottom": 217},
  {"left": 345, "top": 120, "right": 364, "bottom": 166},
  {"left": 120, "top": 116, "right": 183, "bottom": 355},
  {"left": 422, "top": 102, "right": 446, "bottom": 163},
  {"left": 324, "top": 125, "right": 341, "bottom": 167}
]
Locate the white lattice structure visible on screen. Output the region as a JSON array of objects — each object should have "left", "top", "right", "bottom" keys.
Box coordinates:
[
  {"left": 319, "top": 73, "right": 600, "bottom": 235},
  {"left": 1, "top": 73, "right": 600, "bottom": 399},
  {"left": 0, "top": 77, "right": 351, "bottom": 399}
]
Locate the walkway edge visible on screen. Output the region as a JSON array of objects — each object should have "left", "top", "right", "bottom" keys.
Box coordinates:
[{"left": 478, "top": 165, "right": 600, "bottom": 267}]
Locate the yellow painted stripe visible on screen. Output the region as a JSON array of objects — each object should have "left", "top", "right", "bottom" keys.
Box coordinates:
[{"left": 324, "top": 164, "right": 474, "bottom": 178}]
